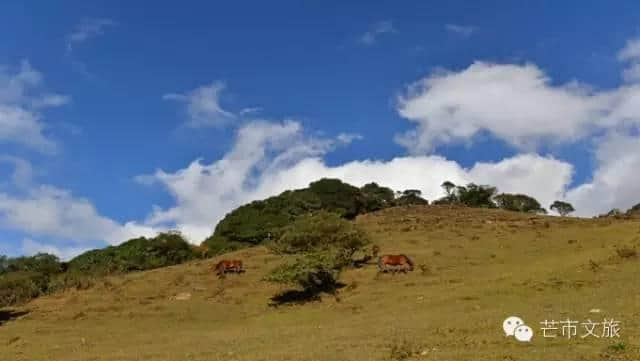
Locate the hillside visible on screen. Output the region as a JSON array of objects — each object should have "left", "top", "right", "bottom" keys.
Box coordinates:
[{"left": 1, "top": 205, "right": 639, "bottom": 361}]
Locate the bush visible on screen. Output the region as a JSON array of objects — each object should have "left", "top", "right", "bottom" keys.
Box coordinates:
[
  {"left": 0, "top": 271, "right": 51, "bottom": 307},
  {"left": 264, "top": 250, "right": 343, "bottom": 293},
  {"left": 264, "top": 212, "right": 370, "bottom": 301},
  {"left": 268, "top": 211, "right": 370, "bottom": 261},
  {"left": 48, "top": 272, "right": 95, "bottom": 292},
  {"left": 0, "top": 253, "right": 64, "bottom": 276},
  {"left": 67, "top": 232, "right": 196, "bottom": 276}
]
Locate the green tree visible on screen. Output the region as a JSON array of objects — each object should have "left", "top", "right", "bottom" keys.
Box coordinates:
[
  {"left": 264, "top": 250, "right": 343, "bottom": 296},
  {"left": 204, "top": 178, "right": 385, "bottom": 253},
  {"left": 268, "top": 211, "right": 369, "bottom": 261},
  {"left": 550, "top": 200, "right": 575, "bottom": 216},
  {"left": 455, "top": 183, "right": 498, "bottom": 208},
  {"left": 395, "top": 190, "right": 429, "bottom": 206},
  {"left": 360, "top": 182, "right": 395, "bottom": 212},
  {"left": 441, "top": 181, "right": 456, "bottom": 196},
  {"left": 2, "top": 253, "right": 63, "bottom": 275},
  {"left": 264, "top": 212, "right": 370, "bottom": 301},
  {"left": 494, "top": 193, "right": 545, "bottom": 213}
]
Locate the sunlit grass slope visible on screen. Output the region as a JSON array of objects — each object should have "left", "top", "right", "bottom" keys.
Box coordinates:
[{"left": 1, "top": 205, "right": 639, "bottom": 361}]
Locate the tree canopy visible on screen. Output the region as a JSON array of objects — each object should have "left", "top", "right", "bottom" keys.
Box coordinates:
[
  {"left": 494, "top": 193, "right": 546, "bottom": 214},
  {"left": 550, "top": 201, "right": 575, "bottom": 216},
  {"left": 264, "top": 212, "right": 371, "bottom": 300},
  {"left": 203, "top": 178, "right": 390, "bottom": 252}
]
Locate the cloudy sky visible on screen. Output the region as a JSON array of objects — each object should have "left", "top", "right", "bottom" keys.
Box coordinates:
[{"left": 2, "top": 1, "right": 640, "bottom": 259}]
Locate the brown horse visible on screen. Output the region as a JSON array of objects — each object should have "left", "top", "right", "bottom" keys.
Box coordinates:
[
  {"left": 215, "top": 260, "right": 244, "bottom": 277},
  {"left": 377, "top": 254, "right": 414, "bottom": 273}
]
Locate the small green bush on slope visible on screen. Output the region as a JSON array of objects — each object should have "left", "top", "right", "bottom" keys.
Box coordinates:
[
  {"left": 0, "top": 253, "right": 65, "bottom": 307},
  {"left": 264, "top": 212, "right": 371, "bottom": 299}
]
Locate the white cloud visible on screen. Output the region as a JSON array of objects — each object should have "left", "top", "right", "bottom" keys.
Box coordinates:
[
  {"left": 0, "top": 105, "right": 58, "bottom": 153},
  {"left": 395, "top": 55, "right": 640, "bottom": 154},
  {"left": 0, "top": 155, "right": 34, "bottom": 189},
  {"left": 619, "top": 39, "right": 640, "bottom": 83},
  {"left": 0, "top": 185, "right": 156, "bottom": 247},
  {"left": 138, "top": 120, "right": 575, "bottom": 243},
  {"left": 137, "top": 120, "right": 339, "bottom": 241},
  {"left": 239, "top": 107, "right": 262, "bottom": 116},
  {"left": 468, "top": 154, "right": 573, "bottom": 210},
  {"left": 396, "top": 61, "right": 614, "bottom": 153},
  {"left": 164, "top": 82, "right": 236, "bottom": 127},
  {"left": 445, "top": 24, "right": 476, "bottom": 37},
  {"left": 618, "top": 39, "right": 640, "bottom": 62},
  {"left": 21, "top": 238, "right": 89, "bottom": 261},
  {"left": 0, "top": 61, "right": 68, "bottom": 153},
  {"left": 360, "top": 21, "right": 397, "bottom": 45},
  {"left": 567, "top": 133, "right": 640, "bottom": 216},
  {"left": 336, "top": 133, "right": 363, "bottom": 144},
  {"left": 66, "top": 18, "right": 117, "bottom": 53}
]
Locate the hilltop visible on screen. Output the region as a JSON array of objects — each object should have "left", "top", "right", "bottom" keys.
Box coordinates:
[{"left": 1, "top": 205, "right": 639, "bottom": 361}]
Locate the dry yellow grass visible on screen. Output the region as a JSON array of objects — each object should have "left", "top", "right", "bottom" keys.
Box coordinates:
[{"left": 1, "top": 205, "right": 640, "bottom": 360}]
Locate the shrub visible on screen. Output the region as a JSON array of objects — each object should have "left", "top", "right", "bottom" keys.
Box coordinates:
[
  {"left": 48, "top": 272, "right": 95, "bottom": 292},
  {"left": 0, "top": 271, "right": 50, "bottom": 307},
  {"left": 264, "top": 250, "right": 343, "bottom": 294},
  {"left": 264, "top": 212, "right": 370, "bottom": 302},
  {"left": 0, "top": 253, "right": 64, "bottom": 275},
  {"left": 68, "top": 232, "right": 196, "bottom": 276},
  {"left": 268, "top": 211, "right": 370, "bottom": 260}
]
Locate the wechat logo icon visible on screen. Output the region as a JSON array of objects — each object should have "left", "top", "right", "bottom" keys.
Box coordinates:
[{"left": 503, "top": 316, "right": 533, "bottom": 342}]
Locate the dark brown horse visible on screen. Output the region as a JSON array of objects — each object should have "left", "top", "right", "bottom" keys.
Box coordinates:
[
  {"left": 215, "top": 260, "right": 244, "bottom": 277},
  {"left": 377, "top": 254, "right": 414, "bottom": 273}
]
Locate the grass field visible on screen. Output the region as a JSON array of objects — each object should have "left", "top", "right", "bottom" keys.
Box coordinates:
[{"left": 1, "top": 205, "right": 639, "bottom": 361}]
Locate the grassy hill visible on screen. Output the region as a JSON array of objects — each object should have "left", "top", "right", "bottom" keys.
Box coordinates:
[{"left": 1, "top": 205, "right": 639, "bottom": 361}]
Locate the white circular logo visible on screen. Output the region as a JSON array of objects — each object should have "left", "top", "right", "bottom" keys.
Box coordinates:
[{"left": 503, "top": 316, "right": 524, "bottom": 337}]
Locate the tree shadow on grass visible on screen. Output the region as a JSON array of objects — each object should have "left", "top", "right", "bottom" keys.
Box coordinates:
[
  {"left": 0, "top": 309, "right": 29, "bottom": 326},
  {"left": 268, "top": 282, "right": 346, "bottom": 307}
]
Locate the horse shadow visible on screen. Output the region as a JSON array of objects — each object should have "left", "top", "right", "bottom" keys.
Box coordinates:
[{"left": 0, "top": 309, "right": 29, "bottom": 326}]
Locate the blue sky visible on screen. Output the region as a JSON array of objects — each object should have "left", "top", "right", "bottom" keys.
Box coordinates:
[{"left": 2, "top": 1, "right": 640, "bottom": 258}]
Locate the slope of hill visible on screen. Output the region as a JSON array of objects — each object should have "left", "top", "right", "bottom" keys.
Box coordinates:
[{"left": 1, "top": 206, "right": 639, "bottom": 361}]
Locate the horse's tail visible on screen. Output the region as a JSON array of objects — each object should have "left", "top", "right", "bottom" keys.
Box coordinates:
[{"left": 404, "top": 255, "right": 414, "bottom": 271}]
